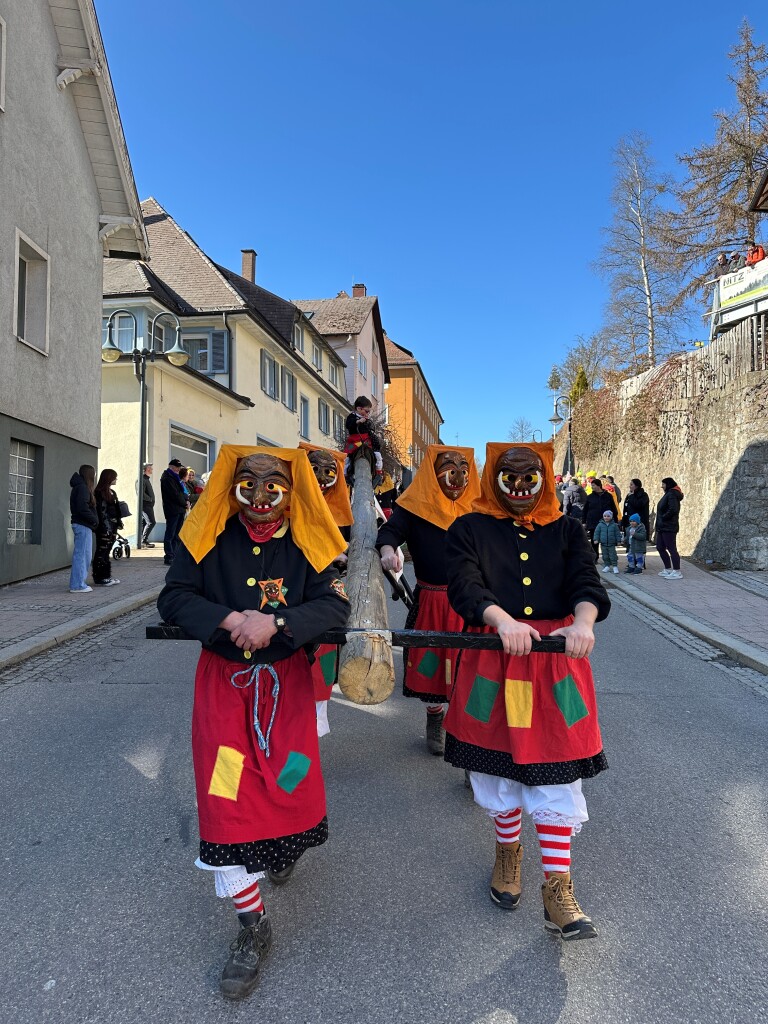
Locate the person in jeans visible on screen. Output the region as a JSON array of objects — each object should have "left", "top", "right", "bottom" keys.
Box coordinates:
[
  {"left": 161, "top": 458, "right": 188, "bottom": 565},
  {"left": 141, "top": 464, "right": 156, "bottom": 547},
  {"left": 655, "top": 477, "right": 685, "bottom": 579},
  {"left": 69, "top": 465, "right": 98, "bottom": 592},
  {"left": 625, "top": 514, "right": 647, "bottom": 574},
  {"left": 93, "top": 469, "right": 122, "bottom": 586}
]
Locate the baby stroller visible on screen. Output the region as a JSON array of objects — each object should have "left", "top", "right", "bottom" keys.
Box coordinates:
[{"left": 111, "top": 500, "right": 132, "bottom": 560}]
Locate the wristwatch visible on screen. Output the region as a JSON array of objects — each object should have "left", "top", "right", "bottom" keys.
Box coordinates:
[{"left": 273, "top": 614, "right": 287, "bottom": 632}]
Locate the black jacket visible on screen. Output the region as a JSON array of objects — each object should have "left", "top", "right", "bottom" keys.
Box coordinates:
[
  {"left": 376, "top": 506, "right": 448, "bottom": 585},
  {"left": 582, "top": 490, "right": 616, "bottom": 533},
  {"left": 69, "top": 473, "right": 98, "bottom": 530},
  {"left": 655, "top": 488, "right": 684, "bottom": 534},
  {"left": 161, "top": 468, "right": 188, "bottom": 516},
  {"left": 621, "top": 488, "right": 650, "bottom": 534},
  {"left": 96, "top": 488, "right": 122, "bottom": 537},
  {"left": 142, "top": 475, "right": 155, "bottom": 508},
  {"left": 562, "top": 481, "right": 587, "bottom": 516}
]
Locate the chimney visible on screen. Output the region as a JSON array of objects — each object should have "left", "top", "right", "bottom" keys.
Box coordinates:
[
  {"left": 241, "top": 249, "right": 257, "bottom": 283},
  {"left": 352, "top": 282, "right": 367, "bottom": 298}
]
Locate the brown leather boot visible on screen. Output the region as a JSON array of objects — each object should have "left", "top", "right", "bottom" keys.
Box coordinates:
[
  {"left": 490, "top": 841, "right": 522, "bottom": 910},
  {"left": 541, "top": 872, "right": 597, "bottom": 940}
]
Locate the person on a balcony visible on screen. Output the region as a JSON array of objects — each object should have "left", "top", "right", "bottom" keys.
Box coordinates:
[
  {"left": 746, "top": 240, "right": 766, "bottom": 267},
  {"left": 714, "top": 252, "right": 730, "bottom": 278},
  {"left": 728, "top": 251, "right": 746, "bottom": 273}
]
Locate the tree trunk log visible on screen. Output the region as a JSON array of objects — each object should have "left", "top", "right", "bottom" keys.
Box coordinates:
[{"left": 338, "top": 448, "right": 395, "bottom": 704}]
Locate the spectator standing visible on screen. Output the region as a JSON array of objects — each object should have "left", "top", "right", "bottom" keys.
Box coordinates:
[
  {"left": 625, "top": 514, "right": 648, "bottom": 574},
  {"left": 554, "top": 474, "right": 565, "bottom": 510},
  {"left": 562, "top": 476, "right": 587, "bottom": 518},
  {"left": 93, "top": 469, "right": 122, "bottom": 587},
  {"left": 187, "top": 468, "right": 204, "bottom": 508},
  {"left": 714, "top": 252, "right": 730, "bottom": 278},
  {"left": 599, "top": 475, "right": 621, "bottom": 517},
  {"left": 69, "top": 465, "right": 98, "bottom": 592},
  {"left": 621, "top": 478, "right": 651, "bottom": 537},
  {"left": 582, "top": 478, "right": 616, "bottom": 560},
  {"left": 161, "top": 459, "right": 188, "bottom": 566},
  {"left": 141, "top": 464, "right": 156, "bottom": 547},
  {"left": 607, "top": 475, "right": 622, "bottom": 505},
  {"left": 746, "top": 240, "right": 766, "bottom": 267},
  {"left": 728, "top": 251, "right": 746, "bottom": 273},
  {"left": 655, "top": 477, "right": 685, "bottom": 580},
  {"left": 593, "top": 510, "right": 620, "bottom": 574}
]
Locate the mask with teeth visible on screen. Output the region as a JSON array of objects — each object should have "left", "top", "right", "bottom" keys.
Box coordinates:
[
  {"left": 493, "top": 447, "right": 545, "bottom": 518},
  {"left": 435, "top": 450, "right": 470, "bottom": 502},
  {"left": 308, "top": 449, "right": 338, "bottom": 494},
  {"left": 232, "top": 454, "right": 292, "bottom": 525}
]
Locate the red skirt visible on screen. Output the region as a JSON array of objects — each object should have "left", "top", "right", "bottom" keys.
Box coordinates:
[
  {"left": 443, "top": 618, "right": 603, "bottom": 765},
  {"left": 192, "top": 648, "right": 325, "bottom": 845},
  {"left": 404, "top": 584, "right": 464, "bottom": 701},
  {"left": 311, "top": 643, "right": 338, "bottom": 702}
]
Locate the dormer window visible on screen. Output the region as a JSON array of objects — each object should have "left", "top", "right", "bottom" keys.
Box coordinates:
[
  {"left": 312, "top": 342, "right": 323, "bottom": 371},
  {"left": 293, "top": 324, "right": 304, "bottom": 352}
]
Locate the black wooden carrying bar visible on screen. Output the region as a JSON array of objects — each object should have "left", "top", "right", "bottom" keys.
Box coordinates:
[{"left": 145, "top": 623, "right": 566, "bottom": 654}]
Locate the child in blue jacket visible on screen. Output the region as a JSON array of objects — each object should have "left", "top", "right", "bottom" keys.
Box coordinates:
[{"left": 625, "top": 513, "right": 648, "bottom": 574}]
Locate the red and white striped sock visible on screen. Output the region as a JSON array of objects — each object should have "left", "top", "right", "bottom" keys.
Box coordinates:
[
  {"left": 232, "top": 880, "right": 264, "bottom": 917},
  {"left": 535, "top": 822, "right": 572, "bottom": 876},
  {"left": 494, "top": 807, "right": 522, "bottom": 844},
  {"left": 426, "top": 704, "right": 444, "bottom": 715}
]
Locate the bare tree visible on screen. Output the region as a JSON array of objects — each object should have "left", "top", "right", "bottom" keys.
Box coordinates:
[
  {"left": 665, "top": 20, "right": 768, "bottom": 295},
  {"left": 508, "top": 416, "right": 534, "bottom": 442},
  {"left": 557, "top": 333, "right": 616, "bottom": 395},
  {"left": 595, "top": 132, "right": 684, "bottom": 368}
]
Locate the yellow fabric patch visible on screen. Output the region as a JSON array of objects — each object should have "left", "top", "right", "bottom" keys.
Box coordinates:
[
  {"left": 504, "top": 678, "right": 533, "bottom": 729},
  {"left": 208, "top": 746, "right": 245, "bottom": 801},
  {"left": 445, "top": 658, "right": 452, "bottom": 687}
]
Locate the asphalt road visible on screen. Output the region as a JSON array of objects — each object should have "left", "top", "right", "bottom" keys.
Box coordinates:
[{"left": 1, "top": 579, "right": 767, "bottom": 1024}]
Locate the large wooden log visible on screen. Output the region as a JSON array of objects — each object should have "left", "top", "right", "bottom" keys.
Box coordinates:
[{"left": 337, "top": 447, "right": 395, "bottom": 704}]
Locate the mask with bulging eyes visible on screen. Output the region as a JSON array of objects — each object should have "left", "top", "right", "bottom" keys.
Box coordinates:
[
  {"left": 493, "top": 447, "right": 545, "bottom": 518},
  {"left": 232, "top": 454, "right": 292, "bottom": 524},
  {"left": 307, "top": 449, "right": 338, "bottom": 495},
  {"left": 434, "top": 450, "right": 470, "bottom": 502}
]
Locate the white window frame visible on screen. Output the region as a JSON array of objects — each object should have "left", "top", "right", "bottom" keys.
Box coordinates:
[
  {"left": 333, "top": 409, "right": 344, "bottom": 445},
  {"left": 312, "top": 342, "right": 323, "bottom": 371},
  {"left": 260, "top": 350, "right": 279, "bottom": 400},
  {"left": 183, "top": 334, "right": 211, "bottom": 372},
  {"left": 0, "top": 17, "right": 7, "bottom": 112},
  {"left": 358, "top": 351, "right": 367, "bottom": 379},
  {"left": 13, "top": 230, "right": 50, "bottom": 356},
  {"left": 281, "top": 367, "right": 297, "bottom": 412},
  {"left": 329, "top": 361, "right": 339, "bottom": 388},
  {"left": 299, "top": 394, "right": 310, "bottom": 439},
  {"left": 372, "top": 370, "right": 378, "bottom": 398},
  {"left": 293, "top": 324, "right": 304, "bottom": 353},
  {"left": 318, "top": 398, "right": 330, "bottom": 435}
]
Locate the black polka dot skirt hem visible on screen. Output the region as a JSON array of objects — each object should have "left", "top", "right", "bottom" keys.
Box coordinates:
[
  {"left": 199, "top": 816, "right": 329, "bottom": 874},
  {"left": 403, "top": 681, "right": 449, "bottom": 703},
  {"left": 444, "top": 735, "right": 608, "bottom": 786}
]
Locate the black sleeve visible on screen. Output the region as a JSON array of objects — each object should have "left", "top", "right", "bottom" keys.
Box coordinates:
[
  {"left": 446, "top": 518, "right": 499, "bottom": 626},
  {"left": 281, "top": 565, "right": 351, "bottom": 649},
  {"left": 344, "top": 412, "right": 358, "bottom": 434},
  {"left": 562, "top": 518, "right": 611, "bottom": 621},
  {"left": 157, "top": 544, "right": 234, "bottom": 645},
  {"left": 72, "top": 483, "right": 99, "bottom": 529},
  {"left": 375, "top": 506, "right": 410, "bottom": 552}
]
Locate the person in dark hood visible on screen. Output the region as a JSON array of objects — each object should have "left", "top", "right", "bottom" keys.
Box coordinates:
[
  {"left": 69, "top": 465, "right": 98, "bottom": 592},
  {"left": 621, "top": 479, "right": 650, "bottom": 539},
  {"left": 562, "top": 476, "right": 587, "bottom": 518},
  {"left": 655, "top": 477, "right": 684, "bottom": 579},
  {"left": 581, "top": 479, "right": 615, "bottom": 560}
]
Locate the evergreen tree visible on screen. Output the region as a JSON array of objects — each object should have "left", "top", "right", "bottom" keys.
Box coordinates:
[
  {"left": 569, "top": 366, "right": 590, "bottom": 405},
  {"left": 546, "top": 365, "right": 562, "bottom": 393}
]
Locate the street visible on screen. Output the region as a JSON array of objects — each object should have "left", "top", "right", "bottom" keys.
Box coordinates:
[{"left": 1, "top": 583, "right": 767, "bottom": 1024}]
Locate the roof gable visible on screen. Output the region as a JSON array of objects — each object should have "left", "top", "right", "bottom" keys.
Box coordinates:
[{"left": 294, "top": 296, "right": 377, "bottom": 335}]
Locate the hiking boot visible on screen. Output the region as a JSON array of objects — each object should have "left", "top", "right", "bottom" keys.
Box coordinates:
[
  {"left": 490, "top": 841, "right": 523, "bottom": 910},
  {"left": 425, "top": 709, "right": 445, "bottom": 755},
  {"left": 541, "top": 872, "right": 597, "bottom": 940},
  {"left": 267, "top": 862, "right": 296, "bottom": 886},
  {"left": 220, "top": 914, "right": 273, "bottom": 1001}
]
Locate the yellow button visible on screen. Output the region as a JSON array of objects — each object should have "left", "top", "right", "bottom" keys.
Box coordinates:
[
  {"left": 247, "top": 577, "right": 257, "bottom": 587},
  {"left": 523, "top": 577, "right": 532, "bottom": 586},
  {"left": 252, "top": 545, "right": 261, "bottom": 555},
  {"left": 520, "top": 552, "right": 529, "bottom": 561},
  {"left": 243, "top": 650, "right": 252, "bottom": 660},
  {"left": 524, "top": 606, "right": 533, "bottom": 616}
]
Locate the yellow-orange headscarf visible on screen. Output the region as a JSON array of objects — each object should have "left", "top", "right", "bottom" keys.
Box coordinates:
[
  {"left": 397, "top": 444, "right": 481, "bottom": 531},
  {"left": 473, "top": 441, "right": 563, "bottom": 530},
  {"left": 298, "top": 442, "right": 354, "bottom": 528},
  {"left": 179, "top": 445, "right": 346, "bottom": 572}
]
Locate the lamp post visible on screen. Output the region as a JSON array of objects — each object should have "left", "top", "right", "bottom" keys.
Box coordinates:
[
  {"left": 531, "top": 429, "right": 542, "bottom": 443},
  {"left": 101, "top": 309, "right": 189, "bottom": 549},
  {"left": 550, "top": 395, "right": 574, "bottom": 476}
]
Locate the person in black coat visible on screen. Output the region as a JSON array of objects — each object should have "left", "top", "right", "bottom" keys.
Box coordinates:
[
  {"left": 69, "top": 465, "right": 98, "bottom": 592},
  {"left": 581, "top": 479, "right": 615, "bottom": 559},
  {"left": 141, "top": 464, "right": 156, "bottom": 547},
  {"left": 93, "top": 469, "right": 123, "bottom": 586},
  {"left": 161, "top": 459, "right": 189, "bottom": 565},
  {"left": 655, "top": 477, "right": 685, "bottom": 578},
  {"left": 621, "top": 479, "right": 650, "bottom": 539}
]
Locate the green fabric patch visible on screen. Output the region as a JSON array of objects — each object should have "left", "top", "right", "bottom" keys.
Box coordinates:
[
  {"left": 277, "top": 751, "right": 312, "bottom": 794},
  {"left": 465, "top": 675, "right": 500, "bottom": 723},
  {"left": 319, "top": 649, "right": 337, "bottom": 687},
  {"left": 553, "top": 675, "right": 589, "bottom": 727},
  {"left": 417, "top": 650, "right": 440, "bottom": 679}
]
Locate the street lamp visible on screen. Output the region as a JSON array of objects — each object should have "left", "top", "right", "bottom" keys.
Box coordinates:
[
  {"left": 551, "top": 394, "right": 574, "bottom": 476},
  {"left": 531, "top": 429, "right": 542, "bottom": 443},
  {"left": 101, "top": 309, "right": 189, "bottom": 548}
]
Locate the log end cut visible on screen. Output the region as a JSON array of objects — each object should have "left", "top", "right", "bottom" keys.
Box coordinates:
[{"left": 338, "top": 633, "right": 395, "bottom": 705}]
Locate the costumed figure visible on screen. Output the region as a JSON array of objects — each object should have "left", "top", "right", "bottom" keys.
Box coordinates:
[
  {"left": 443, "top": 442, "right": 610, "bottom": 940},
  {"left": 344, "top": 395, "right": 383, "bottom": 482},
  {"left": 157, "top": 447, "right": 349, "bottom": 1001},
  {"left": 376, "top": 446, "right": 481, "bottom": 755},
  {"left": 300, "top": 442, "right": 354, "bottom": 736}
]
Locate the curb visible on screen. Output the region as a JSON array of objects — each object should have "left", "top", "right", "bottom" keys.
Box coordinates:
[
  {"left": 0, "top": 589, "right": 159, "bottom": 673},
  {"left": 604, "top": 576, "right": 768, "bottom": 677}
]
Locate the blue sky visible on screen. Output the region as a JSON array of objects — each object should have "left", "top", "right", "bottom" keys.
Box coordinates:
[{"left": 98, "top": 1, "right": 762, "bottom": 456}]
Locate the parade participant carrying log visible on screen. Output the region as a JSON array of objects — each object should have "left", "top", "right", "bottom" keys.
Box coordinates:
[
  {"left": 299, "top": 442, "right": 354, "bottom": 736},
  {"left": 443, "top": 441, "right": 610, "bottom": 940},
  {"left": 375, "top": 446, "right": 481, "bottom": 754},
  {"left": 157, "top": 446, "right": 350, "bottom": 1002}
]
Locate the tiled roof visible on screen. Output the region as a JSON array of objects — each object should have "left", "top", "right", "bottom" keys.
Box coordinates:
[
  {"left": 384, "top": 335, "right": 416, "bottom": 366},
  {"left": 103, "top": 259, "right": 189, "bottom": 315},
  {"left": 294, "top": 296, "right": 377, "bottom": 335},
  {"left": 216, "top": 265, "right": 296, "bottom": 347}
]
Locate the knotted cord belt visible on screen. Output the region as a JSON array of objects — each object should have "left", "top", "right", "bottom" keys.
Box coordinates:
[{"left": 230, "top": 663, "right": 280, "bottom": 758}]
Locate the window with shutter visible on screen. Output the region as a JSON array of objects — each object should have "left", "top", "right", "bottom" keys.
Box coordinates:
[{"left": 210, "top": 331, "right": 228, "bottom": 373}]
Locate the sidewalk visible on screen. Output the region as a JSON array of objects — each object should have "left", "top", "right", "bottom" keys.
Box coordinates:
[
  {"left": 604, "top": 549, "right": 768, "bottom": 674},
  {"left": 0, "top": 548, "right": 167, "bottom": 671}
]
